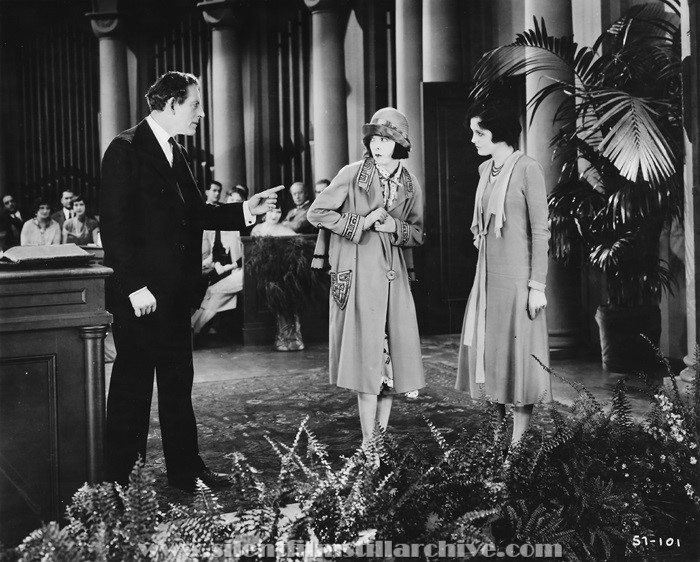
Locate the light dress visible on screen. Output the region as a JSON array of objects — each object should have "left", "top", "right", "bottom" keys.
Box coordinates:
[{"left": 456, "top": 152, "right": 551, "bottom": 405}]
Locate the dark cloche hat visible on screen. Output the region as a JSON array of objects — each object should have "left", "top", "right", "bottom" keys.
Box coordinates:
[{"left": 362, "top": 107, "right": 411, "bottom": 150}]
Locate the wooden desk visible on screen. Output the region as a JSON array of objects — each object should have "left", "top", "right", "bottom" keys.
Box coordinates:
[{"left": 0, "top": 264, "right": 112, "bottom": 546}]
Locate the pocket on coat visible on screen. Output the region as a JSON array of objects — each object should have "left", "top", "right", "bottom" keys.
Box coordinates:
[{"left": 330, "top": 270, "right": 352, "bottom": 310}]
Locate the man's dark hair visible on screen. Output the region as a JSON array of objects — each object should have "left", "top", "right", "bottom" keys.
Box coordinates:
[
  {"left": 315, "top": 178, "right": 331, "bottom": 188},
  {"left": 207, "top": 180, "right": 223, "bottom": 191},
  {"left": 72, "top": 194, "right": 85, "bottom": 204},
  {"left": 361, "top": 139, "right": 411, "bottom": 160},
  {"left": 145, "top": 71, "right": 199, "bottom": 112},
  {"left": 466, "top": 98, "right": 522, "bottom": 148}
]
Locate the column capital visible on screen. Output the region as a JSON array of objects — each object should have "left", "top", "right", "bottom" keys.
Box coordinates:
[
  {"left": 304, "top": 0, "right": 349, "bottom": 14},
  {"left": 198, "top": 0, "right": 245, "bottom": 28},
  {"left": 86, "top": 11, "right": 125, "bottom": 39},
  {"left": 79, "top": 325, "right": 110, "bottom": 339}
]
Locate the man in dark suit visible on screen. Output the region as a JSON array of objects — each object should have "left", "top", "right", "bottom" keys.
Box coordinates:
[
  {"left": 100, "top": 71, "right": 281, "bottom": 492},
  {"left": 1, "top": 195, "right": 23, "bottom": 249},
  {"left": 51, "top": 189, "right": 75, "bottom": 228},
  {"left": 281, "top": 181, "right": 315, "bottom": 233}
]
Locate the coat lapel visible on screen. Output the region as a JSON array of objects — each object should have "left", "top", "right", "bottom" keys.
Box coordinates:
[
  {"left": 133, "top": 120, "right": 185, "bottom": 203},
  {"left": 134, "top": 119, "right": 175, "bottom": 184}
]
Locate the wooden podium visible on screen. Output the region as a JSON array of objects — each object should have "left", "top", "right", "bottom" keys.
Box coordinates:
[{"left": 0, "top": 264, "right": 112, "bottom": 546}]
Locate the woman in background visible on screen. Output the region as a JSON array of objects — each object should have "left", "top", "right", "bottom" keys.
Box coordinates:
[
  {"left": 456, "top": 98, "right": 551, "bottom": 447},
  {"left": 21, "top": 197, "right": 61, "bottom": 245},
  {"left": 62, "top": 195, "right": 100, "bottom": 245},
  {"left": 251, "top": 204, "right": 296, "bottom": 237},
  {"left": 226, "top": 184, "right": 249, "bottom": 204}
]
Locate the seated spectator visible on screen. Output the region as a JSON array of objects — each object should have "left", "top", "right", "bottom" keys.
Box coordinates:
[
  {"left": 0, "top": 194, "right": 23, "bottom": 250},
  {"left": 191, "top": 229, "right": 244, "bottom": 338},
  {"left": 314, "top": 178, "right": 331, "bottom": 197},
  {"left": 251, "top": 205, "right": 296, "bottom": 237},
  {"left": 51, "top": 189, "right": 75, "bottom": 228},
  {"left": 21, "top": 197, "right": 61, "bottom": 245},
  {"left": 62, "top": 195, "right": 100, "bottom": 245},
  {"left": 205, "top": 180, "right": 223, "bottom": 205},
  {"left": 227, "top": 184, "right": 249, "bottom": 203},
  {"left": 281, "top": 182, "right": 315, "bottom": 233}
]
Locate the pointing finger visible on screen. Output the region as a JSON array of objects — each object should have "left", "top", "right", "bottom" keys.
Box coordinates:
[{"left": 259, "top": 185, "right": 285, "bottom": 197}]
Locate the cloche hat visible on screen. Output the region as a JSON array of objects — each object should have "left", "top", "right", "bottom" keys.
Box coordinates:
[{"left": 362, "top": 107, "right": 411, "bottom": 151}]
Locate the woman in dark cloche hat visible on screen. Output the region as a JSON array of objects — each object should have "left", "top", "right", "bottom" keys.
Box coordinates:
[{"left": 308, "top": 108, "right": 426, "bottom": 460}]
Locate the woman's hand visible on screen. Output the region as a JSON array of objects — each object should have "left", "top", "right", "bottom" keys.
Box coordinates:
[
  {"left": 373, "top": 215, "right": 397, "bottom": 233},
  {"left": 363, "top": 208, "right": 389, "bottom": 231},
  {"left": 527, "top": 288, "right": 547, "bottom": 320}
]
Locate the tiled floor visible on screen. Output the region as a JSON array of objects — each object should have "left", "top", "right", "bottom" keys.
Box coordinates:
[{"left": 105, "top": 332, "right": 693, "bottom": 422}]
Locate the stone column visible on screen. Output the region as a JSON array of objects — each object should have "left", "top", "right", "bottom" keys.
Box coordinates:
[
  {"left": 681, "top": 0, "right": 697, "bottom": 381},
  {"left": 87, "top": 8, "right": 130, "bottom": 156},
  {"left": 80, "top": 325, "right": 109, "bottom": 483},
  {"left": 524, "top": 0, "right": 581, "bottom": 357},
  {"left": 495, "top": 0, "right": 525, "bottom": 46},
  {"left": 0, "top": 31, "right": 6, "bottom": 198},
  {"left": 422, "top": 0, "right": 462, "bottom": 82},
  {"left": 199, "top": 0, "right": 246, "bottom": 190},
  {"left": 395, "top": 0, "right": 424, "bottom": 188},
  {"left": 305, "top": 0, "right": 350, "bottom": 182}
]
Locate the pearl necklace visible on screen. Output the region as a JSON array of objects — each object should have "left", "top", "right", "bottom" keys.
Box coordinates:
[{"left": 490, "top": 162, "right": 504, "bottom": 178}]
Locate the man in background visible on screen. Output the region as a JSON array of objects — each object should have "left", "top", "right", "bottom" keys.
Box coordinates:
[
  {"left": 51, "top": 189, "right": 75, "bottom": 228},
  {"left": 314, "top": 178, "right": 330, "bottom": 197},
  {"left": 205, "top": 180, "right": 222, "bottom": 206},
  {"left": 281, "top": 181, "right": 314, "bottom": 233},
  {"left": 0, "top": 195, "right": 23, "bottom": 249}
]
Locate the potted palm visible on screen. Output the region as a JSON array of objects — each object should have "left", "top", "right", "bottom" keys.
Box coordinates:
[
  {"left": 469, "top": 1, "right": 683, "bottom": 373},
  {"left": 245, "top": 235, "right": 324, "bottom": 351}
]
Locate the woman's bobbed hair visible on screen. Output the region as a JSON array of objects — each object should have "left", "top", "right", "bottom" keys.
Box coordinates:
[{"left": 467, "top": 98, "right": 522, "bottom": 148}]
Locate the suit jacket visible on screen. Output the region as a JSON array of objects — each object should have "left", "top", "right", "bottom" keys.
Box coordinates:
[
  {"left": 281, "top": 200, "right": 315, "bottom": 233},
  {"left": 100, "top": 119, "right": 248, "bottom": 315},
  {"left": 51, "top": 209, "right": 69, "bottom": 228},
  {"left": 0, "top": 210, "right": 22, "bottom": 249}
]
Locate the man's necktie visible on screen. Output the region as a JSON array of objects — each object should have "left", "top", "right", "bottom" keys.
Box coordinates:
[
  {"left": 168, "top": 137, "right": 187, "bottom": 204},
  {"left": 168, "top": 137, "right": 180, "bottom": 169}
]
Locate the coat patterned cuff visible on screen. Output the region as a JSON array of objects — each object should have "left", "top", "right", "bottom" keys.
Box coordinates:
[
  {"left": 391, "top": 218, "right": 410, "bottom": 246},
  {"left": 341, "top": 213, "right": 364, "bottom": 243},
  {"left": 527, "top": 279, "right": 546, "bottom": 292}
]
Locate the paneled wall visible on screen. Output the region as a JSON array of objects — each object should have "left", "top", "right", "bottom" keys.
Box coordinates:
[
  {"left": 153, "top": 6, "right": 213, "bottom": 190},
  {"left": 0, "top": 0, "right": 318, "bottom": 213},
  {"left": 273, "top": 4, "right": 312, "bottom": 191},
  {"left": 1, "top": 0, "right": 100, "bottom": 215}
]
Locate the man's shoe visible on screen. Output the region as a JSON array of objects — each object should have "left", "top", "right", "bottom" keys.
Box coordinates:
[
  {"left": 197, "top": 466, "right": 233, "bottom": 489},
  {"left": 168, "top": 467, "right": 233, "bottom": 494}
]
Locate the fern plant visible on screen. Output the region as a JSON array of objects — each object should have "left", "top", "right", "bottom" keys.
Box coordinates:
[
  {"left": 4, "top": 355, "right": 699, "bottom": 561},
  {"left": 244, "top": 236, "right": 324, "bottom": 319}
]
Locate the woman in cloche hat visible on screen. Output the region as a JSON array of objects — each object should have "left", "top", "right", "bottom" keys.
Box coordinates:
[{"left": 308, "top": 108, "right": 425, "bottom": 456}]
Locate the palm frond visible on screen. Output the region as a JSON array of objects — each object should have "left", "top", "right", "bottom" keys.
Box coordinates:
[
  {"left": 471, "top": 18, "right": 588, "bottom": 104},
  {"left": 586, "top": 92, "right": 675, "bottom": 184}
]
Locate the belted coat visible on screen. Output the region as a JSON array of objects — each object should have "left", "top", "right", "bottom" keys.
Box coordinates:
[{"left": 307, "top": 158, "right": 425, "bottom": 394}]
